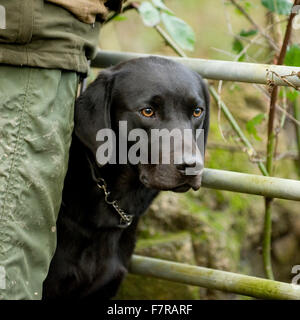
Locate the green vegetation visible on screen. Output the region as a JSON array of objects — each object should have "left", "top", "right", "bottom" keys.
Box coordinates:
[{"left": 98, "top": 0, "right": 300, "bottom": 299}]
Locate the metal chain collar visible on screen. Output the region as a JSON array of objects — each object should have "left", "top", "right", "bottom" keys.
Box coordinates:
[
  {"left": 85, "top": 152, "right": 134, "bottom": 229},
  {"left": 96, "top": 177, "right": 134, "bottom": 229}
]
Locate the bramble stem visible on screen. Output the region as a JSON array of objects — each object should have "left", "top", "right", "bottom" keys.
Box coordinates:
[
  {"left": 293, "top": 98, "right": 300, "bottom": 176},
  {"left": 263, "top": 0, "right": 299, "bottom": 279}
]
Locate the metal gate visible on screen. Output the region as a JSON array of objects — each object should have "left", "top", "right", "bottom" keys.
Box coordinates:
[{"left": 92, "top": 50, "right": 300, "bottom": 300}]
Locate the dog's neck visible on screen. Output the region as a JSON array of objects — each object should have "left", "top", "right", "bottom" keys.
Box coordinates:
[{"left": 61, "top": 135, "right": 159, "bottom": 229}]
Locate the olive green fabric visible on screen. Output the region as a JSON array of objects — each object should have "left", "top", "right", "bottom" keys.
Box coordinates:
[
  {"left": 0, "top": 65, "right": 78, "bottom": 300},
  {"left": 0, "top": 0, "right": 101, "bottom": 74}
]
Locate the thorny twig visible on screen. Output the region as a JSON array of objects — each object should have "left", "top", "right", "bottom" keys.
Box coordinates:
[
  {"left": 266, "top": 69, "right": 300, "bottom": 91},
  {"left": 228, "top": 0, "right": 279, "bottom": 51},
  {"left": 253, "top": 83, "right": 300, "bottom": 127}
]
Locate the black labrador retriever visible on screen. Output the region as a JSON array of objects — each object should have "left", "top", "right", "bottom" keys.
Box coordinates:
[{"left": 42, "top": 56, "right": 210, "bottom": 299}]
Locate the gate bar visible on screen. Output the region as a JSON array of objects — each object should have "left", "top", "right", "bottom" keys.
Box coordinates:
[
  {"left": 92, "top": 50, "right": 300, "bottom": 87},
  {"left": 202, "top": 168, "right": 300, "bottom": 201},
  {"left": 130, "top": 255, "right": 300, "bottom": 300}
]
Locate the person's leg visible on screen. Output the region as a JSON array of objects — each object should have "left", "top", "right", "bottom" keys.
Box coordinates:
[{"left": 0, "top": 66, "right": 78, "bottom": 300}]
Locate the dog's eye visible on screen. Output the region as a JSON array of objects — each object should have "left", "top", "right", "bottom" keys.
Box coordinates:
[
  {"left": 141, "top": 107, "right": 155, "bottom": 118},
  {"left": 193, "top": 107, "right": 203, "bottom": 118}
]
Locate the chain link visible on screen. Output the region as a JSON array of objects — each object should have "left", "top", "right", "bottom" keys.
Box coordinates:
[{"left": 96, "top": 178, "right": 133, "bottom": 228}]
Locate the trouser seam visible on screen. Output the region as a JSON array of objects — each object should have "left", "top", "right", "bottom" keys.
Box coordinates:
[{"left": 1, "top": 69, "right": 32, "bottom": 219}]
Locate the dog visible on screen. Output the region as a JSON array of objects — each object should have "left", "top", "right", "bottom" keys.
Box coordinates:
[{"left": 42, "top": 56, "right": 210, "bottom": 299}]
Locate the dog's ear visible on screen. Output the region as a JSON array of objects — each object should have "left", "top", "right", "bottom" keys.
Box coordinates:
[{"left": 74, "top": 70, "right": 114, "bottom": 156}]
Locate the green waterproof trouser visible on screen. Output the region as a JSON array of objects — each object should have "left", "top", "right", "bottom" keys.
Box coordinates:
[{"left": 0, "top": 65, "right": 78, "bottom": 300}]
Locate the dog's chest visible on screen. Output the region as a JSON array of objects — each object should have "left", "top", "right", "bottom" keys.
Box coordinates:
[{"left": 78, "top": 232, "right": 124, "bottom": 281}]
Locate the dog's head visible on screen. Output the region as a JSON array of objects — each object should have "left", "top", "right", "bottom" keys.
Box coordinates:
[{"left": 75, "top": 57, "right": 210, "bottom": 192}]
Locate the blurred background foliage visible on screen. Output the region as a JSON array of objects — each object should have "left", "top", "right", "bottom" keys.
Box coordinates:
[{"left": 92, "top": 0, "right": 300, "bottom": 299}]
